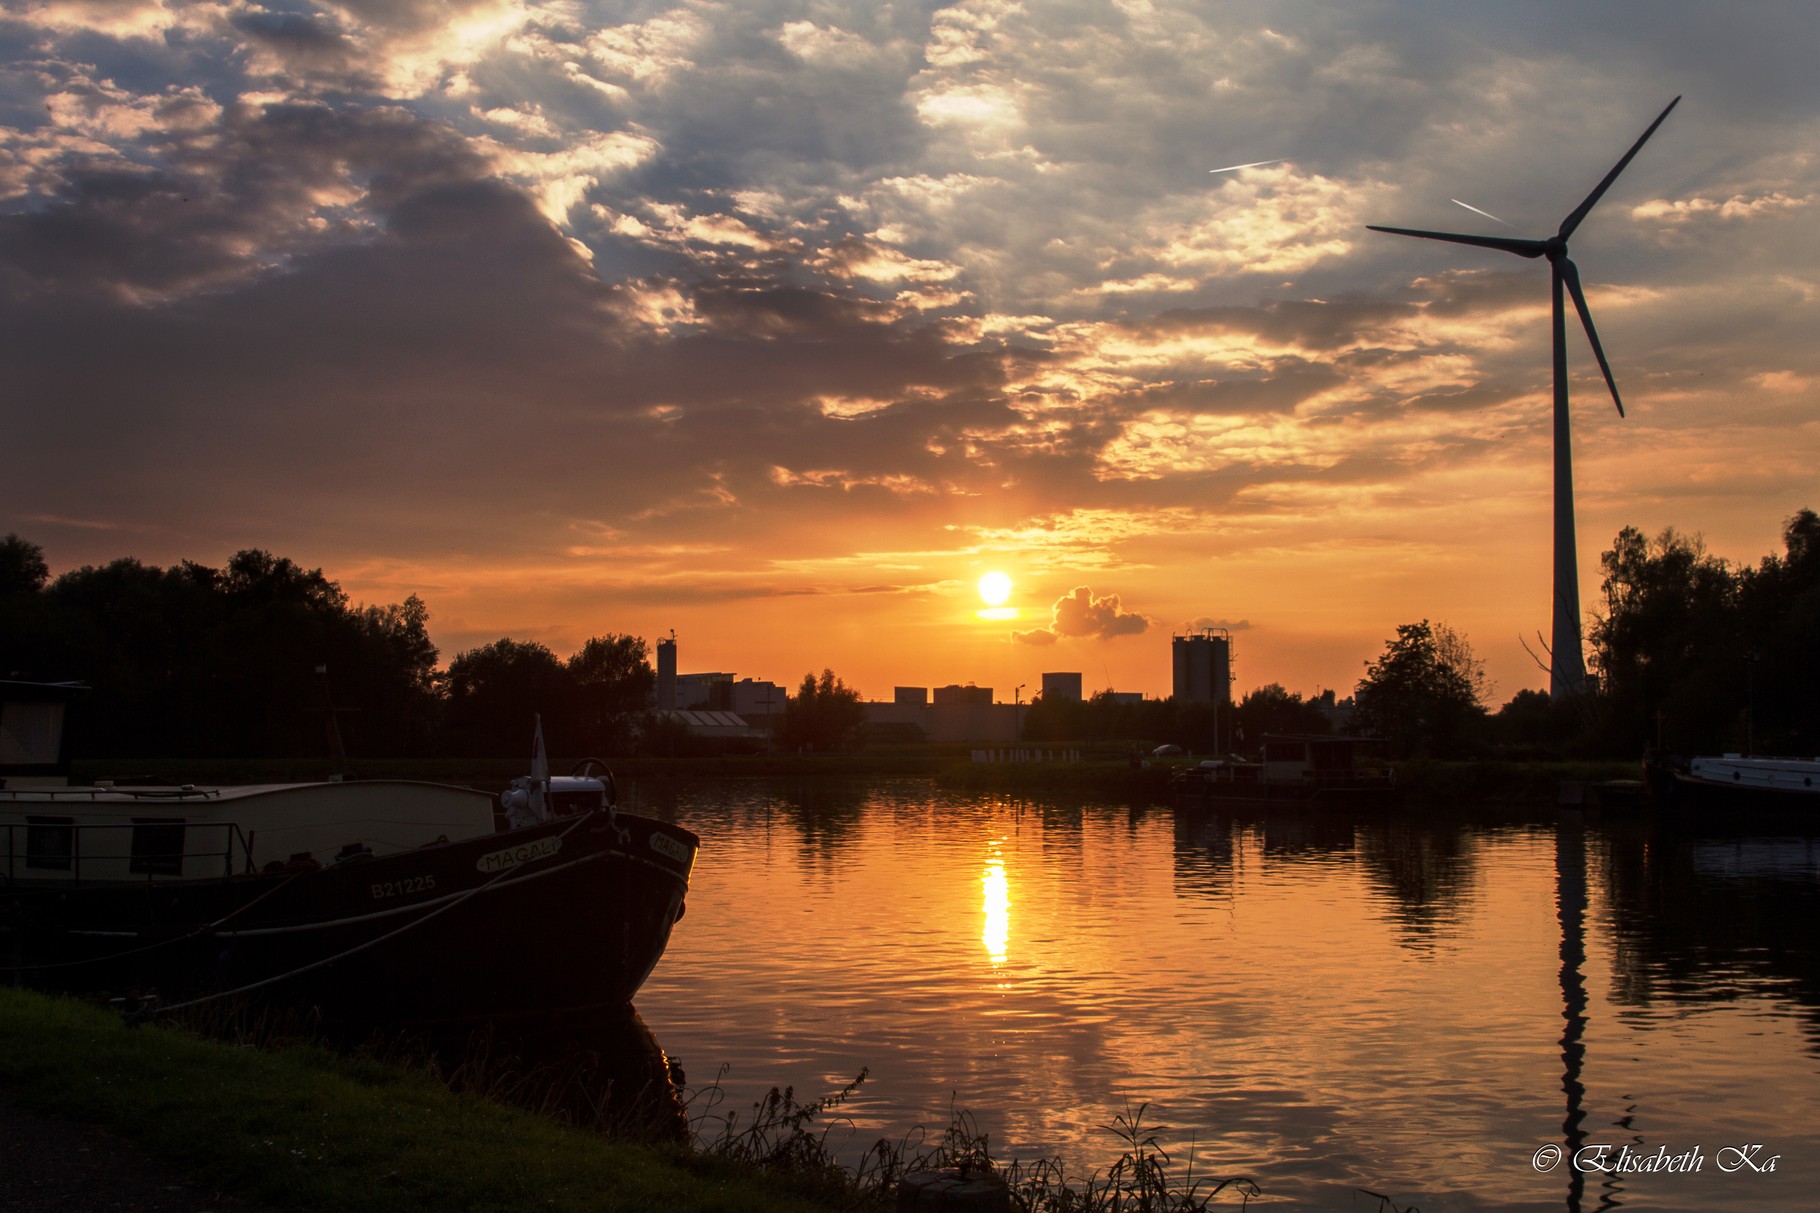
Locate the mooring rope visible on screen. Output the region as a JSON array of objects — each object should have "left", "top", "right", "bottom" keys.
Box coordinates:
[
  {"left": 0, "top": 873, "right": 304, "bottom": 974},
  {"left": 144, "top": 811, "right": 600, "bottom": 1017}
]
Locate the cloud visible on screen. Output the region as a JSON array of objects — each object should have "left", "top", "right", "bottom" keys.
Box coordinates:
[{"left": 1016, "top": 585, "right": 1150, "bottom": 645}]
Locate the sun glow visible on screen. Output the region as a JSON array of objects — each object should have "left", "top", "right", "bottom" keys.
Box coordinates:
[{"left": 975, "top": 570, "right": 1019, "bottom": 620}]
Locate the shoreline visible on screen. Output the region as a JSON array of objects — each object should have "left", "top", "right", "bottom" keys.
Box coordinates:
[{"left": 69, "top": 753, "right": 1643, "bottom": 812}]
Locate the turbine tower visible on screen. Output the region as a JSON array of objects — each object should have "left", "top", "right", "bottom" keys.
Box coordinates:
[{"left": 1370, "top": 96, "right": 1679, "bottom": 700}]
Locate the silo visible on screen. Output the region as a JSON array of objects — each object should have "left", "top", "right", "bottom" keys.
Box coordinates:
[{"left": 656, "top": 635, "right": 677, "bottom": 711}]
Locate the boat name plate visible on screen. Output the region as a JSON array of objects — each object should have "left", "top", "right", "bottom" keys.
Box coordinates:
[
  {"left": 477, "top": 836, "right": 563, "bottom": 874},
  {"left": 648, "top": 832, "right": 692, "bottom": 865}
]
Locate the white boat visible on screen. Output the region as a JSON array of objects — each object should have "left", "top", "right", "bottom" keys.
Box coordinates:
[{"left": 1646, "top": 751, "right": 1820, "bottom": 821}]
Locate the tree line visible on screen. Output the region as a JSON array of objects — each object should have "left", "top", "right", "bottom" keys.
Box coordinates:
[
  {"left": 1345, "top": 508, "right": 1820, "bottom": 759},
  {"left": 4, "top": 506, "right": 1813, "bottom": 763},
  {"left": 0, "top": 538, "right": 655, "bottom": 761}
]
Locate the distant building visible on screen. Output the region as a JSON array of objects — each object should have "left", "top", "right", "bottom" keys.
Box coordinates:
[
  {"left": 655, "top": 635, "right": 677, "bottom": 710},
  {"left": 894, "top": 687, "right": 929, "bottom": 706},
  {"left": 1173, "top": 629, "right": 1233, "bottom": 704},
  {"left": 675, "top": 671, "right": 733, "bottom": 710},
  {"left": 1102, "top": 691, "right": 1145, "bottom": 706},
  {"left": 933, "top": 684, "right": 993, "bottom": 706},
  {"left": 1040, "top": 672, "right": 1082, "bottom": 703},
  {"left": 709, "top": 678, "right": 786, "bottom": 718}
]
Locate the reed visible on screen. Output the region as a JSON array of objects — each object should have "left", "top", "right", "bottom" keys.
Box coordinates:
[{"left": 683, "top": 1068, "right": 1262, "bottom": 1212}]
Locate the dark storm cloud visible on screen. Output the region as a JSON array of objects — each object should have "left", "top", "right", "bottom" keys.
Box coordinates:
[
  {"left": 0, "top": 100, "right": 496, "bottom": 300},
  {"left": 229, "top": 7, "right": 360, "bottom": 74}
]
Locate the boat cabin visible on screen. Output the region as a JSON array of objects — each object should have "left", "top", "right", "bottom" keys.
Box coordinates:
[
  {"left": 1260, "top": 735, "right": 1376, "bottom": 788},
  {"left": 2, "top": 780, "right": 498, "bottom": 886}
]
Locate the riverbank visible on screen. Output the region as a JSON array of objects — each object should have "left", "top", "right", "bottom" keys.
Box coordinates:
[
  {"left": 0, "top": 989, "right": 842, "bottom": 1213},
  {"left": 69, "top": 753, "right": 1642, "bottom": 811}
]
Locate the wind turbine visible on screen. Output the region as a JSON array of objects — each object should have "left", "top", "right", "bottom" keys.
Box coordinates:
[{"left": 1370, "top": 96, "right": 1680, "bottom": 700}]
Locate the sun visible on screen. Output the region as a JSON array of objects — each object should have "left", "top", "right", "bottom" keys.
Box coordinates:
[{"left": 978, "top": 571, "right": 1013, "bottom": 607}]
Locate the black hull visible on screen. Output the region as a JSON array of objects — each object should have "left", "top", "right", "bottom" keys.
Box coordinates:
[{"left": 3, "top": 810, "right": 697, "bottom": 1024}]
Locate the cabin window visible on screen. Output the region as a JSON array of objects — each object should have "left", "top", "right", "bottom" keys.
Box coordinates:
[
  {"left": 25, "top": 816, "right": 74, "bottom": 871},
  {"left": 129, "top": 818, "right": 186, "bottom": 876}
]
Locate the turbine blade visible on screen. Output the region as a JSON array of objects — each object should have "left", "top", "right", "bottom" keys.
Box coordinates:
[
  {"left": 1558, "top": 96, "right": 1682, "bottom": 240},
  {"left": 1367, "top": 225, "right": 1548, "bottom": 258},
  {"left": 1559, "top": 258, "right": 1624, "bottom": 417},
  {"left": 1452, "top": 199, "right": 1512, "bottom": 227},
  {"left": 1209, "top": 158, "right": 1286, "bottom": 174}
]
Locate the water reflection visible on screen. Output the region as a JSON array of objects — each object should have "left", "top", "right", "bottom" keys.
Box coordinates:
[
  {"left": 1601, "top": 820, "right": 1820, "bottom": 1044},
  {"left": 356, "top": 1007, "right": 688, "bottom": 1143},
  {"left": 633, "top": 781, "right": 1820, "bottom": 1211},
  {"left": 1354, "top": 819, "right": 1477, "bottom": 944},
  {"left": 981, "top": 849, "right": 1010, "bottom": 965}
]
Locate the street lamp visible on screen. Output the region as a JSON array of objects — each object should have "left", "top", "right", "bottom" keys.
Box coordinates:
[{"left": 1014, "top": 683, "right": 1026, "bottom": 754}]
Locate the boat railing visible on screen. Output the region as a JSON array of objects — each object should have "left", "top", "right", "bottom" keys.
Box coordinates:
[{"left": 2, "top": 820, "right": 251, "bottom": 887}]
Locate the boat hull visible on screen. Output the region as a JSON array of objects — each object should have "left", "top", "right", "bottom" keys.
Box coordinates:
[{"left": 3, "top": 810, "right": 697, "bottom": 1024}]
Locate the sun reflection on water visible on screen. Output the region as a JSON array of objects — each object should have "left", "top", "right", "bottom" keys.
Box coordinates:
[{"left": 982, "top": 853, "right": 1010, "bottom": 964}]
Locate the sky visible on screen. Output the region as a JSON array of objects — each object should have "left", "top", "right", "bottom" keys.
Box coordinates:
[{"left": 2, "top": 0, "right": 1816, "bottom": 705}]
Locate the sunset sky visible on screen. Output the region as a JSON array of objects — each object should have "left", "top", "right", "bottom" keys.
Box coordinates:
[{"left": 3, "top": 0, "right": 1815, "bottom": 704}]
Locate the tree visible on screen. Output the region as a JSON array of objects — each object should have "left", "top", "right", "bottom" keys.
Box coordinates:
[
  {"left": 443, "top": 639, "right": 574, "bottom": 757},
  {"left": 0, "top": 535, "right": 52, "bottom": 681},
  {"left": 1735, "top": 509, "right": 1820, "bottom": 752},
  {"left": 1353, "top": 621, "right": 1486, "bottom": 758},
  {"left": 1234, "top": 684, "right": 1332, "bottom": 746},
  {"left": 0, "top": 534, "right": 49, "bottom": 596},
  {"left": 1432, "top": 622, "right": 1493, "bottom": 710},
  {"left": 1589, "top": 526, "right": 1741, "bottom": 752},
  {"left": 567, "top": 634, "right": 654, "bottom": 753},
  {"left": 780, "top": 669, "right": 866, "bottom": 753}
]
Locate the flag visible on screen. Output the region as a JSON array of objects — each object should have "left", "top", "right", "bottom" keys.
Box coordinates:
[{"left": 530, "top": 713, "right": 551, "bottom": 822}]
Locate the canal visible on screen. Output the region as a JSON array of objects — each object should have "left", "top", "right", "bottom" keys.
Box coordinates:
[{"left": 625, "top": 778, "right": 1818, "bottom": 1210}]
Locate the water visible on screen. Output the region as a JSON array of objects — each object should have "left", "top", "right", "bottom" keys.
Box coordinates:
[{"left": 623, "top": 778, "right": 1820, "bottom": 1210}]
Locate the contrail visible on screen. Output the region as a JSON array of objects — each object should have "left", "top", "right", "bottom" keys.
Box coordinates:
[{"left": 1208, "top": 158, "right": 1286, "bottom": 174}]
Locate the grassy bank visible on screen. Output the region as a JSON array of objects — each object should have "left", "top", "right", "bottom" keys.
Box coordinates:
[
  {"left": 0, "top": 988, "right": 841, "bottom": 1213},
  {"left": 0, "top": 989, "right": 1289, "bottom": 1212}
]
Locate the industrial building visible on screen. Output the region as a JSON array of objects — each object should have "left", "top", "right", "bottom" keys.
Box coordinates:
[{"left": 1172, "top": 628, "right": 1233, "bottom": 705}]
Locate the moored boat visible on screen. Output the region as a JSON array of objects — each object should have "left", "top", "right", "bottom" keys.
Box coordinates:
[
  {"left": 1173, "top": 734, "right": 1398, "bottom": 808},
  {"left": 1, "top": 764, "right": 698, "bottom": 1024},
  {"left": 1645, "top": 751, "right": 1820, "bottom": 823}
]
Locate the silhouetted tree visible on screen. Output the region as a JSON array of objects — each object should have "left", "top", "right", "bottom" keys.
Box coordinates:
[
  {"left": 1019, "top": 690, "right": 1086, "bottom": 743},
  {"left": 1233, "top": 683, "right": 1332, "bottom": 746},
  {"left": 0, "top": 534, "right": 49, "bottom": 596},
  {"left": 567, "top": 634, "right": 654, "bottom": 754},
  {"left": 780, "top": 669, "right": 866, "bottom": 753},
  {"left": 0, "top": 534, "right": 52, "bottom": 681},
  {"left": 1735, "top": 510, "right": 1820, "bottom": 752},
  {"left": 1589, "top": 526, "right": 1741, "bottom": 753},
  {"left": 1354, "top": 620, "right": 1486, "bottom": 758},
  {"left": 443, "top": 639, "right": 575, "bottom": 757}
]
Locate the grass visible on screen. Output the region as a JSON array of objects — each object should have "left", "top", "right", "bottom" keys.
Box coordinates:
[
  {"left": 0, "top": 987, "right": 838, "bottom": 1213},
  {"left": 0, "top": 987, "right": 1276, "bottom": 1212}
]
